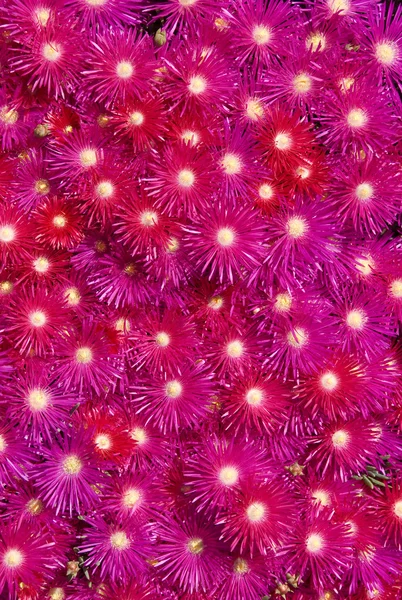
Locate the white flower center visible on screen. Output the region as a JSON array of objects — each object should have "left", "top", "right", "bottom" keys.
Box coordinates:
[
  {"left": 355, "top": 182, "right": 374, "bottom": 201},
  {"left": 188, "top": 75, "right": 207, "bottom": 95},
  {"left": 29, "top": 310, "right": 46, "bottom": 327},
  {"left": 320, "top": 371, "right": 339, "bottom": 392},
  {"left": 42, "top": 43, "right": 61, "bottom": 62},
  {"left": 390, "top": 279, "right": 402, "bottom": 299},
  {"left": 252, "top": 25, "right": 271, "bottom": 46},
  {"left": 375, "top": 41, "right": 397, "bottom": 65},
  {"left": 306, "top": 533, "right": 323, "bottom": 553},
  {"left": 226, "top": 340, "right": 244, "bottom": 358},
  {"left": 129, "top": 111, "right": 144, "bottom": 126},
  {"left": 246, "top": 387, "right": 263, "bottom": 406},
  {"left": 177, "top": 169, "right": 195, "bottom": 188},
  {"left": 75, "top": 346, "right": 93, "bottom": 364},
  {"left": 245, "top": 98, "right": 264, "bottom": 121},
  {"left": 62, "top": 454, "right": 82, "bottom": 475},
  {"left": 331, "top": 429, "right": 349, "bottom": 448},
  {"left": 393, "top": 499, "right": 402, "bottom": 519},
  {"left": 293, "top": 73, "right": 312, "bottom": 94},
  {"left": 312, "top": 490, "right": 331, "bottom": 506},
  {"left": 166, "top": 380, "right": 182, "bottom": 398},
  {"left": 287, "top": 327, "right": 308, "bottom": 348},
  {"left": 328, "top": 0, "right": 350, "bottom": 14},
  {"left": 116, "top": 61, "right": 134, "bottom": 79},
  {"left": 53, "top": 214, "right": 66, "bottom": 228},
  {"left": 347, "top": 108, "right": 367, "bottom": 128},
  {"left": 219, "top": 466, "right": 239, "bottom": 486},
  {"left": 65, "top": 287, "right": 81, "bottom": 306},
  {"left": 28, "top": 388, "right": 49, "bottom": 411},
  {"left": 123, "top": 488, "right": 141, "bottom": 508},
  {"left": 217, "top": 227, "right": 235, "bottom": 247},
  {"left": 286, "top": 217, "right": 308, "bottom": 239},
  {"left": 110, "top": 531, "right": 130, "bottom": 550},
  {"left": 130, "top": 427, "right": 147, "bottom": 445},
  {"left": 95, "top": 433, "right": 112, "bottom": 450},
  {"left": 306, "top": 32, "right": 326, "bottom": 52},
  {"left": 79, "top": 149, "right": 97, "bottom": 168},
  {"left": 221, "top": 153, "right": 242, "bottom": 175},
  {"left": 155, "top": 332, "right": 170, "bottom": 347},
  {"left": 274, "top": 132, "right": 292, "bottom": 150},
  {"left": 96, "top": 181, "right": 114, "bottom": 199},
  {"left": 0, "top": 226, "right": 15, "bottom": 243},
  {"left": 246, "top": 501, "right": 266, "bottom": 522},
  {"left": 274, "top": 292, "right": 292, "bottom": 312},
  {"left": 346, "top": 309, "right": 366, "bottom": 330},
  {"left": 3, "top": 548, "right": 23, "bottom": 568},
  {"left": 33, "top": 256, "right": 49, "bottom": 273}
]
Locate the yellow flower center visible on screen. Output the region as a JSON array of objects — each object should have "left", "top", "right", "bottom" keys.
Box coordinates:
[
  {"left": 75, "top": 346, "right": 93, "bottom": 364},
  {"left": 346, "top": 309, "right": 366, "bottom": 330},
  {"left": 130, "top": 427, "right": 147, "bottom": 445},
  {"left": 96, "top": 180, "right": 114, "bottom": 199},
  {"left": 62, "top": 454, "right": 83, "bottom": 475},
  {"left": 0, "top": 281, "right": 13, "bottom": 295},
  {"left": 312, "top": 490, "right": 331, "bottom": 506},
  {"left": 286, "top": 216, "right": 308, "bottom": 239},
  {"left": 252, "top": 24, "right": 271, "bottom": 46},
  {"left": 390, "top": 279, "right": 402, "bottom": 298},
  {"left": 393, "top": 499, "right": 402, "bottom": 518},
  {"left": 65, "top": 287, "right": 81, "bottom": 306},
  {"left": 245, "top": 98, "right": 264, "bottom": 121},
  {"left": 53, "top": 214, "right": 67, "bottom": 228},
  {"left": 186, "top": 537, "right": 204, "bottom": 554},
  {"left": 306, "top": 32, "right": 326, "bottom": 52},
  {"left": 26, "top": 497, "right": 44, "bottom": 515},
  {"left": 375, "top": 41, "right": 397, "bottom": 65},
  {"left": 95, "top": 433, "right": 112, "bottom": 450},
  {"left": 33, "top": 256, "right": 49, "bottom": 273},
  {"left": 328, "top": 0, "right": 350, "bottom": 14},
  {"left": 34, "top": 7, "right": 51, "bottom": 26},
  {"left": 34, "top": 179, "right": 50, "bottom": 195},
  {"left": 274, "top": 292, "right": 292, "bottom": 312},
  {"left": 123, "top": 488, "right": 141, "bottom": 508},
  {"left": 233, "top": 557, "right": 249, "bottom": 574},
  {"left": 49, "top": 588, "right": 65, "bottom": 600},
  {"left": 166, "top": 380, "right": 182, "bottom": 398},
  {"left": 259, "top": 183, "right": 274, "bottom": 200},
  {"left": 0, "top": 434, "right": 7, "bottom": 453},
  {"left": 208, "top": 295, "right": 224, "bottom": 310},
  {"left": 140, "top": 211, "right": 158, "bottom": 227},
  {"left": 293, "top": 73, "right": 312, "bottom": 94},
  {"left": 110, "top": 531, "right": 130, "bottom": 550},
  {"left": 0, "top": 107, "right": 18, "bottom": 125}
]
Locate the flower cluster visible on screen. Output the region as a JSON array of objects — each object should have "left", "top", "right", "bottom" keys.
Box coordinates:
[{"left": 0, "top": 0, "right": 401, "bottom": 599}]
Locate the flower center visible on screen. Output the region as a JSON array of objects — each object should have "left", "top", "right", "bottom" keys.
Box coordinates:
[
  {"left": 287, "top": 327, "right": 308, "bottom": 348},
  {"left": 140, "top": 211, "right": 158, "bottom": 227},
  {"left": 219, "top": 465, "right": 239, "bottom": 486},
  {"left": 49, "top": 588, "right": 65, "bottom": 600},
  {"left": 346, "top": 309, "right": 366, "bottom": 330},
  {"left": 0, "top": 434, "right": 7, "bottom": 452},
  {"left": 116, "top": 61, "right": 134, "bottom": 79},
  {"left": 221, "top": 153, "right": 242, "bottom": 175},
  {"left": 26, "top": 497, "right": 44, "bottom": 515},
  {"left": 115, "top": 318, "right": 130, "bottom": 332},
  {"left": 53, "top": 214, "right": 67, "bottom": 228},
  {"left": 85, "top": 0, "right": 108, "bottom": 5},
  {"left": 347, "top": 108, "right": 367, "bottom": 128},
  {"left": 331, "top": 429, "right": 350, "bottom": 448},
  {"left": 130, "top": 427, "right": 147, "bottom": 445},
  {"left": 34, "top": 7, "right": 51, "bottom": 26},
  {"left": 166, "top": 380, "right": 182, "bottom": 398},
  {"left": 186, "top": 537, "right": 204, "bottom": 554},
  {"left": 0, "top": 107, "right": 18, "bottom": 125},
  {"left": 62, "top": 454, "right": 82, "bottom": 475},
  {"left": 390, "top": 279, "right": 402, "bottom": 299},
  {"left": 29, "top": 310, "right": 46, "bottom": 327},
  {"left": 0, "top": 281, "right": 13, "bottom": 295},
  {"left": 42, "top": 43, "right": 61, "bottom": 62},
  {"left": 226, "top": 340, "right": 244, "bottom": 358},
  {"left": 233, "top": 557, "right": 249, "bottom": 574},
  {"left": 177, "top": 169, "right": 195, "bottom": 188},
  {"left": 166, "top": 237, "right": 179, "bottom": 253},
  {"left": 246, "top": 501, "right": 266, "bottom": 522},
  {"left": 79, "top": 149, "right": 97, "bottom": 168},
  {"left": 328, "top": 0, "right": 350, "bottom": 14},
  {"left": 355, "top": 182, "right": 374, "bottom": 201},
  {"left": 34, "top": 179, "right": 50, "bottom": 195},
  {"left": 188, "top": 75, "right": 207, "bottom": 95},
  {"left": 96, "top": 181, "right": 114, "bottom": 199},
  {"left": 28, "top": 388, "right": 49, "bottom": 411},
  {"left": 393, "top": 499, "right": 402, "bottom": 518},
  {"left": 339, "top": 77, "right": 355, "bottom": 92},
  {"left": 246, "top": 98, "right": 264, "bottom": 121},
  {"left": 217, "top": 227, "right": 235, "bottom": 247},
  {"left": 124, "top": 263, "right": 136, "bottom": 276},
  {"left": 65, "top": 287, "right": 81, "bottom": 306},
  {"left": 0, "top": 226, "right": 15, "bottom": 243},
  {"left": 320, "top": 371, "right": 339, "bottom": 392},
  {"left": 181, "top": 129, "right": 199, "bottom": 145},
  {"left": 306, "top": 32, "right": 326, "bottom": 52},
  {"left": 246, "top": 387, "right": 263, "bottom": 406},
  {"left": 3, "top": 548, "right": 23, "bottom": 568},
  {"left": 274, "top": 132, "right": 292, "bottom": 150},
  {"left": 375, "top": 41, "right": 397, "bottom": 65},
  {"left": 259, "top": 183, "right": 273, "bottom": 200},
  {"left": 208, "top": 295, "right": 224, "bottom": 310},
  {"left": 129, "top": 111, "right": 144, "bottom": 127},
  {"left": 75, "top": 346, "right": 93, "bottom": 364},
  {"left": 274, "top": 292, "right": 292, "bottom": 312},
  {"left": 123, "top": 488, "right": 141, "bottom": 508},
  {"left": 95, "top": 433, "right": 112, "bottom": 450},
  {"left": 110, "top": 531, "right": 130, "bottom": 550},
  {"left": 312, "top": 490, "right": 331, "bottom": 506},
  {"left": 286, "top": 217, "right": 308, "bottom": 239},
  {"left": 293, "top": 73, "right": 312, "bottom": 93},
  {"left": 355, "top": 256, "right": 373, "bottom": 276},
  {"left": 306, "top": 533, "right": 323, "bottom": 553},
  {"left": 33, "top": 256, "right": 49, "bottom": 273},
  {"left": 252, "top": 24, "right": 271, "bottom": 46},
  {"left": 155, "top": 331, "right": 170, "bottom": 347}
]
